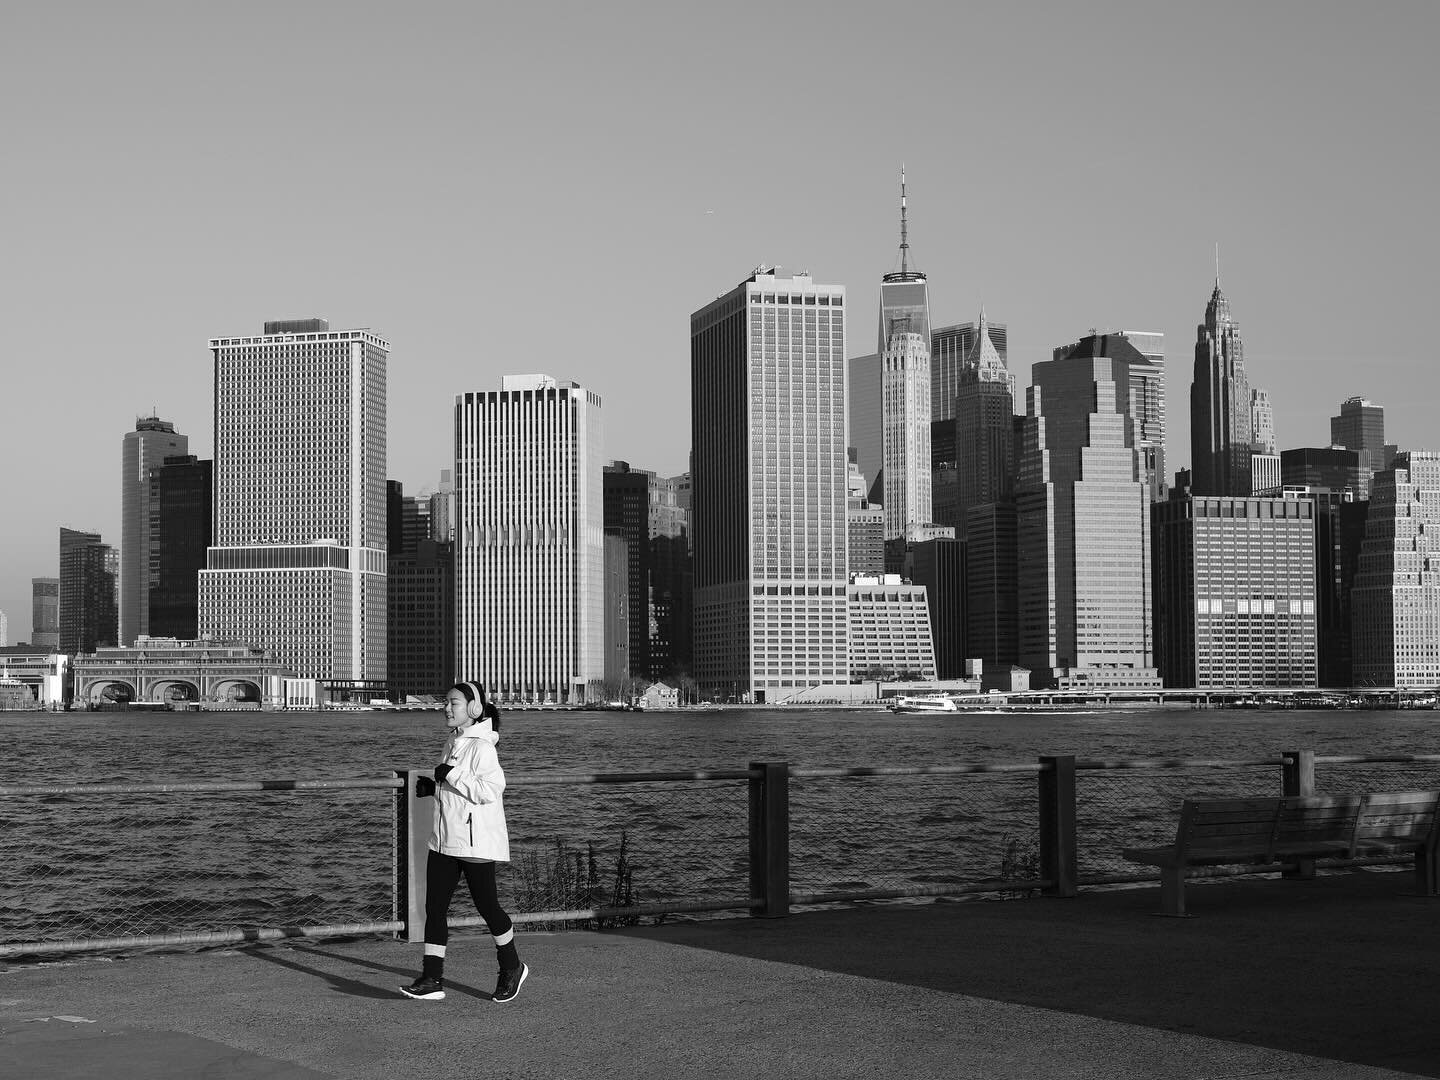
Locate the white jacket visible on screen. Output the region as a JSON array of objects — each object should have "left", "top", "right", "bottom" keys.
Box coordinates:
[{"left": 429, "top": 719, "right": 510, "bottom": 862}]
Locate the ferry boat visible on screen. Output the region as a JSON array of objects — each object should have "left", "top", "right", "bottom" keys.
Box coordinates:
[{"left": 887, "top": 694, "right": 959, "bottom": 714}]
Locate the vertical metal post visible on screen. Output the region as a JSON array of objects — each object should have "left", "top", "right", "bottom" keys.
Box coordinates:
[
  {"left": 1281, "top": 749, "right": 1316, "bottom": 796},
  {"left": 1038, "top": 755, "right": 1078, "bottom": 898},
  {"left": 394, "top": 769, "right": 431, "bottom": 942},
  {"left": 1281, "top": 750, "right": 1317, "bottom": 879},
  {"left": 748, "top": 761, "right": 790, "bottom": 918}
]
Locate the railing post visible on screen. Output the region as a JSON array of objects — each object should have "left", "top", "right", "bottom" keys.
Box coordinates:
[
  {"left": 748, "top": 761, "right": 790, "bottom": 918},
  {"left": 1281, "top": 750, "right": 1317, "bottom": 879},
  {"left": 1038, "top": 755, "right": 1078, "bottom": 898},
  {"left": 394, "top": 769, "right": 431, "bottom": 942},
  {"left": 1281, "top": 749, "right": 1315, "bottom": 796}
]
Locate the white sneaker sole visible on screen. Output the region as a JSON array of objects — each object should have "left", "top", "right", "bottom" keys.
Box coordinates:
[
  {"left": 399, "top": 986, "right": 446, "bottom": 1000},
  {"left": 494, "top": 963, "right": 528, "bottom": 1004}
]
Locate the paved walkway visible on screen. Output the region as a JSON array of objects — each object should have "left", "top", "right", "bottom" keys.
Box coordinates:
[{"left": 1, "top": 871, "right": 1436, "bottom": 1079}]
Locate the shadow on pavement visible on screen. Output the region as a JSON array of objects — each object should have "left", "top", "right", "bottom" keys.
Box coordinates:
[
  {"left": 621, "top": 871, "right": 1440, "bottom": 1078},
  {"left": 242, "top": 943, "right": 491, "bottom": 1002}
]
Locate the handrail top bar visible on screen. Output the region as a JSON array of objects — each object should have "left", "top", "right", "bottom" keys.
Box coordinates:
[
  {"left": 1076, "top": 757, "right": 1285, "bottom": 770},
  {"left": 511, "top": 769, "right": 758, "bottom": 785},
  {"left": 791, "top": 763, "right": 1042, "bottom": 778},
  {"left": 0, "top": 778, "right": 405, "bottom": 797},
  {"left": 1312, "top": 754, "right": 1440, "bottom": 765}
]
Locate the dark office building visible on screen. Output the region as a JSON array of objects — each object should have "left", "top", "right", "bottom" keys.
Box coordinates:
[
  {"left": 59, "top": 528, "right": 117, "bottom": 654},
  {"left": 387, "top": 480, "right": 430, "bottom": 559},
  {"left": 603, "top": 528, "right": 631, "bottom": 686},
  {"left": 604, "top": 462, "right": 652, "bottom": 679},
  {"left": 1329, "top": 397, "right": 1391, "bottom": 498},
  {"left": 386, "top": 539, "right": 454, "bottom": 700},
  {"left": 909, "top": 536, "right": 966, "bottom": 678},
  {"left": 965, "top": 502, "right": 1018, "bottom": 668},
  {"left": 1280, "top": 447, "right": 1363, "bottom": 497},
  {"left": 147, "top": 455, "right": 213, "bottom": 639}
]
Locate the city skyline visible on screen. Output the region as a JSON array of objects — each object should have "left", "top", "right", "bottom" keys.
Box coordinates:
[{"left": 4, "top": 3, "right": 1440, "bottom": 640}]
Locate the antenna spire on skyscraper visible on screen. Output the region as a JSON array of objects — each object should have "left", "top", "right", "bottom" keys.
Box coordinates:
[
  {"left": 899, "top": 164, "right": 909, "bottom": 274},
  {"left": 1215, "top": 242, "right": 1221, "bottom": 288}
]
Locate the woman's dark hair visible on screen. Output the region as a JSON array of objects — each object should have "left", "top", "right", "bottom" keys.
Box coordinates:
[{"left": 447, "top": 682, "right": 500, "bottom": 731}]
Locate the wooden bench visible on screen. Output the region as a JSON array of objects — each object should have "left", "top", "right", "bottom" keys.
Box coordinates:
[{"left": 1122, "top": 791, "right": 1440, "bottom": 916}]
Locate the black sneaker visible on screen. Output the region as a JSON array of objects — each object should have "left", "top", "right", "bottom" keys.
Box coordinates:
[
  {"left": 492, "top": 962, "right": 528, "bottom": 1003},
  {"left": 399, "top": 974, "right": 445, "bottom": 1000}
]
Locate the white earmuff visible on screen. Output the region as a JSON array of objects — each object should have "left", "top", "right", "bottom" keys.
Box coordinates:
[{"left": 465, "top": 682, "right": 484, "bottom": 720}]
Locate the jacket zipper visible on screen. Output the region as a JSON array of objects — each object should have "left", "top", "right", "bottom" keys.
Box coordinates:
[{"left": 467, "top": 814, "right": 473, "bottom": 847}]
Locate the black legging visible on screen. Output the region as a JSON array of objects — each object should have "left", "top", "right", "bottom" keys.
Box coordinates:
[{"left": 423, "top": 850, "right": 513, "bottom": 946}]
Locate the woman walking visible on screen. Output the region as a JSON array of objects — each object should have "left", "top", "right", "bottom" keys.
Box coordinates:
[{"left": 401, "top": 681, "right": 529, "bottom": 1003}]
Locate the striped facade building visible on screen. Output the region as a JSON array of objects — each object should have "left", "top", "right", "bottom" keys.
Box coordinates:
[
  {"left": 199, "top": 319, "right": 388, "bottom": 690},
  {"left": 1152, "top": 495, "right": 1318, "bottom": 688},
  {"left": 454, "top": 375, "right": 604, "bottom": 704},
  {"left": 691, "top": 269, "right": 849, "bottom": 702}
]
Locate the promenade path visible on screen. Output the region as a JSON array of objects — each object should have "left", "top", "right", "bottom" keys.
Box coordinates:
[{"left": 1, "top": 870, "right": 1436, "bottom": 1079}]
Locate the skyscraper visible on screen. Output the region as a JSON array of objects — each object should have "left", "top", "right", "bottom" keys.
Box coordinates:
[
  {"left": 1190, "top": 280, "right": 1251, "bottom": 497},
  {"left": 455, "top": 374, "right": 604, "bottom": 703},
  {"left": 31, "top": 578, "right": 59, "bottom": 651},
  {"left": 199, "top": 319, "right": 388, "bottom": 691},
  {"left": 1330, "top": 397, "right": 1388, "bottom": 498},
  {"left": 933, "top": 318, "right": 1008, "bottom": 425},
  {"left": 1352, "top": 451, "right": 1440, "bottom": 687},
  {"left": 147, "top": 454, "right": 212, "bottom": 640},
  {"left": 691, "top": 268, "right": 849, "bottom": 702},
  {"left": 1018, "top": 351, "right": 1159, "bottom": 689},
  {"left": 604, "top": 461, "right": 655, "bottom": 680},
  {"left": 120, "top": 416, "right": 187, "bottom": 644},
  {"left": 1250, "top": 388, "right": 1280, "bottom": 495},
  {"left": 955, "top": 310, "right": 1017, "bottom": 524},
  {"left": 59, "top": 527, "right": 117, "bottom": 655},
  {"left": 1152, "top": 494, "right": 1318, "bottom": 688},
  {"left": 1052, "top": 331, "right": 1168, "bottom": 502},
  {"left": 878, "top": 170, "right": 931, "bottom": 538},
  {"left": 953, "top": 309, "right": 1019, "bottom": 670}
]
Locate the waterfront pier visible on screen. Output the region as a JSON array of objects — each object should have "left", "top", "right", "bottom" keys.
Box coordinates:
[{"left": 1, "top": 872, "right": 1434, "bottom": 1078}]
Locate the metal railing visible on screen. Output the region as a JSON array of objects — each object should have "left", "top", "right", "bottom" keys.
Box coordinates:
[{"left": 5, "top": 750, "right": 1440, "bottom": 957}]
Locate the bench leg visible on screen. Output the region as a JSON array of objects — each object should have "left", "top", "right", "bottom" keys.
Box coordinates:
[
  {"left": 1416, "top": 847, "right": 1438, "bottom": 897},
  {"left": 1283, "top": 856, "right": 1316, "bottom": 881},
  {"left": 1156, "top": 866, "right": 1191, "bottom": 917}
]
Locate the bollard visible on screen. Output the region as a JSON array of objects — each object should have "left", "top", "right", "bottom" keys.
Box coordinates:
[
  {"left": 1281, "top": 750, "right": 1317, "bottom": 879},
  {"left": 1038, "top": 755, "right": 1077, "bottom": 898},
  {"left": 394, "top": 769, "right": 432, "bottom": 942},
  {"left": 748, "top": 761, "right": 790, "bottom": 918}
]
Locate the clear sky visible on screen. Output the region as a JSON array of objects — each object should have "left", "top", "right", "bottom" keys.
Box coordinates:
[{"left": 2, "top": 1, "right": 1437, "bottom": 642}]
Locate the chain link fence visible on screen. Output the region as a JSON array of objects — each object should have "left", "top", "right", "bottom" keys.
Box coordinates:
[
  {"left": 0, "top": 780, "right": 400, "bottom": 954},
  {"left": 499, "top": 778, "right": 750, "bottom": 928},
  {"left": 789, "top": 767, "right": 1043, "bottom": 903},
  {"left": 9, "top": 753, "right": 1440, "bottom": 956}
]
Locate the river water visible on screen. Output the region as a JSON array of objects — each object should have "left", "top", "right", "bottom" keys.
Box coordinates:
[{"left": 4, "top": 705, "right": 1439, "bottom": 945}]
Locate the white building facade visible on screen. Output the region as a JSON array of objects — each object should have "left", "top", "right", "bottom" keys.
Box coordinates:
[
  {"left": 454, "top": 375, "right": 604, "bottom": 704},
  {"left": 847, "top": 575, "right": 937, "bottom": 680},
  {"left": 199, "top": 320, "right": 388, "bottom": 690},
  {"left": 691, "top": 269, "right": 850, "bottom": 702}
]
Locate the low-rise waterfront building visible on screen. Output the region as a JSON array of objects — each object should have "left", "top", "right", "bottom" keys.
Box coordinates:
[
  {"left": 847, "top": 574, "right": 937, "bottom": 681},
  {"left": 1152, "top": 495, "right": 1319, "bottom": 689},
  {"left": 0, "top": 647, "right": 68, "bottom": 708},
  {"left": 70, "top": 637, "right": 288, "bottom": 708}
]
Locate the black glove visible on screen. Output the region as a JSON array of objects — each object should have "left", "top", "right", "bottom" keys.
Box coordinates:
[
  {"left": 434, "top": 763, "right": 453, "bottom": 784},
  {"left": 415, "top": 775, "right": 436, "bottom": 798}
]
